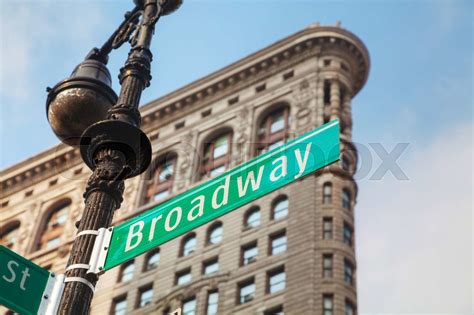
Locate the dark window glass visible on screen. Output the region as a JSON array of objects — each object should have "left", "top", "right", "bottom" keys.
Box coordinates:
[
  {"left": 323, "top": 217, "right": 333, "bottom": 240},
  {"left": 323, "top": 254, "right": 333, "bottom": 278},
  {"left": 323, "top": 183, "right": 332, "bottom": 204}
]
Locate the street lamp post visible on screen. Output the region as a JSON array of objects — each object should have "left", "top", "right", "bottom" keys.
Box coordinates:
[{"left": 45, "top": 1, "right": 181, "bottom": 313}]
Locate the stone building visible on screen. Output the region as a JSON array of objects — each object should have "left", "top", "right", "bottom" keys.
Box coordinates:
[{"left": 0, "top": 23, "right": 369, "bottom": 315}]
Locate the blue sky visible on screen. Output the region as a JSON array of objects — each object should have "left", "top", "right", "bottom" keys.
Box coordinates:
[{"left": 1, "top": 0, "right": 472, "bottom": 313}]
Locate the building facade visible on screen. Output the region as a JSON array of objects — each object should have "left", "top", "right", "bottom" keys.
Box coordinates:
[{"left": 0, "top": 24, "right": 369, "bottom": 315}]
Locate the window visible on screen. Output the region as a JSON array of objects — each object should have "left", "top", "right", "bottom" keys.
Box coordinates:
[
  {"left": 37, "top": 199, "right": 71, "bottom": 250},
  {"left": 323, "top": 254, "right": 333, "bottom": 278},
  {"left": 323, "top": 182, "right": 332, "bottom": 204},
  {"left": 255, "top": 83, "right": 266, "bottom": 93},
  {"left": 111, "top": 295, "right": 127, "bottom": 315},
  {"left": 145, "top": 249, "right": 160, "bottom": 271},
  {"left": 207, "top": 222, "right": 223, "bottom": 245},
  {"left": 175, "top": 121, "right": 185, "bottom": 129},
  {"left": 323, "top": 217, "right": 333, "bottom": 240},
  {"left": 118, "top": 261, "right": 135, "bottom": 283},
  {"left": 283, "top": 70, "right": 294, "bottom": 81},
  {"left": 343, "top": 222, "right": 353, "bottom": 246},
  {"left": 182, "top": 297, "right": 197, "bottom": 315},
  {"left": 228, "top": 96, "right": 239, "bottom": 105},
  {"left": 145, "top": 154, "right": 176, "bottom": 203},
  {"left": 238, "top": 279, "right": 255, "bottom": 304},
  {"left": 244, "top": 207, "right": 260, "bottom": 229},
  {"left": 264, "top": 305, "right": 284, "bottom": 315},
  {"left": 176, "top": 269, "right": 192, "bottom": 285},
  {"left": 323, "top": 294, "right": 333, "bottom": 315},
  {"left": 267, "top": 267, "right": 286, "bottom": 294},
  {"left": 342, "top": 189, "right": 351, "bottom": 210},
  {"left": 270, "top": 231, "right": 287, "bottom": 255},
  {"left": 341, "top": 155, "right": 350, "bottom": 171},
  {"left": 0, "top": 221, "right": 20, "bottom": 249},
  {"left": 241, "top": 242, "right": 258, "bottom": 266},
  {"left": 206, "top": 291, "right": 219, "bottom": 315},
  {"left": 201, "top": 132, "right": 232, "bottom": 178},
  {"left": 257, "top": 107, "right": 290, "bottom": 154},
  {"left": 203, "top": 258, "right": 219, "bottom": 275},
  {"left": 272, "top": 196, "right": 288, "bottom": 220},
  {"left": 137, "top": 285, "right": 153, "bottom": 308},
  {"left": 323, "top": 80, "right": 331, "bottom": 104},
  {"left": 344, "top": 259, "right": 354, "bottom": 285},
  {"left": 181, "top": 233, "right": 196, "bottom": 257},
  {"left": 201, "top": 109, "right": 212, "bottom": 117},
  {"left": 345, "top": 299, "right": 356, "bottom": 315},
  {"left": 324, "top": 59, "right": 331, "bottom": 66}
]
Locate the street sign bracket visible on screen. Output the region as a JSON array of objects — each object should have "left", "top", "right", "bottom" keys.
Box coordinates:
[
  {"left": 37, "top": 273, "right": 65, "bottom": 315},
  {"left": 87, "top": 227, "right": 113, "bottom": 275}
]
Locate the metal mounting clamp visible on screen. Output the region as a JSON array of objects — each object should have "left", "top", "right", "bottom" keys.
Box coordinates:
[
  {"left": 37, "top": 273, "right": 66, "bottom": 315},
  {"left": 87, "top": 227, "right": 113, "bottom": 275}
]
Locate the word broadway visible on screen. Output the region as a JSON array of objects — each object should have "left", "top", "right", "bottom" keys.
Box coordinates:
[{"left": 103, "top": 120, "right": 340, "bottom": 270}]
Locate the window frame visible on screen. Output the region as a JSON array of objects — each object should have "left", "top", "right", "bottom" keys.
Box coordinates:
[
  {"left": 323, "top": 182, "right": 332, "bottom": 204},
  {"left": 271, "top": 196, "right": 289, "bottom": 221},
  {"left": 175, "top": 268, "right": 192, "bottom": 285},
  {"left": 237, "top": 278, "right": 256, "bottom": 305},
  {"left": 180, "top": 233, "right": 197, "bottom": 257},
  {"left": 323, "top": 254, "right": 333, "bottom": 278},
  {"left": 144, "top": 249, "right": 160, "bottom": 271},
  {"left": 256, "top": 107, "right": 290, "bottom": 155},
  {"left": 207, "top": 222, "right": 223, "bottom": 245},
  {"left": 269, "top": 230, "right": 287, "bottom": 256},
  {"left": 205, "top": 290, "right": 219, "bottom": 315},
  {"left": 200, "top": 132, "right": 233, "bottom": 178},
  {"left": 136, "top": 284, "right": 153, "bottom": 309},
  {"left": 145, "top": 154, "right": 177, "bottom": 204},
  {"left": 118, "top": 260, "right": 135, "bottom": 283},
  {"left": 111, "top": 295, "right": 127, "bottom": 315},
  {"left": 36, "top": 199, "right": 71, "bottom": 251},
  {"left": 244, "top": 206, "right": 261, "bottom": 229},
  {"left": 323, "top": 217, "right": 333, "bottom": 240},
  {"left": 202, "top": 257, "right": 219, "bottom": 275},
  {"left": 267, "top": 266, "right": 286, "bottom": 294},
  {"left": 241, "top": 241, "right": 258, "bottom": 266}
]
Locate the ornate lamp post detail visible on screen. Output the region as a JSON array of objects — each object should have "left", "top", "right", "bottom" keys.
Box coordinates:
[{"left": 45, "top": 0, "right": 181, "bottom": 313}]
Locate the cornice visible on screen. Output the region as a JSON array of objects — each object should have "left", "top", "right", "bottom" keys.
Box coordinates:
[{"left": 1, "top": 24, "right": 369, "bottom": 198}]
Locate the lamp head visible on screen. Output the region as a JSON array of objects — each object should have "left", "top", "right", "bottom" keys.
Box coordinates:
[
  {"left": 46, "top": 59, "right": 118, "bottom": 146},
  {"left": 133, "top": 0, "right": 182, "bottom": 15}
]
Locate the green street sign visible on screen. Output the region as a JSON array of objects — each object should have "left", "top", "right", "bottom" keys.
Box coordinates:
[
  {"left": 0, "top": 246, "right": 56, "bottom": 315},
  {"left": 102, "top": 120, "right": 340, "bottom": 271}
]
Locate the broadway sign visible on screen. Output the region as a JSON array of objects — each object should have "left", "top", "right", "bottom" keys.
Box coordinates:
[{"left": 101, "top": 120, "right": 340, "bottom": 271}]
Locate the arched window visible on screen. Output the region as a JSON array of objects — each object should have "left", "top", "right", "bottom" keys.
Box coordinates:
[
  {"left": 341, "top": 155, "right": 350, "bottom": 172},
  {"left": 0, "top": 221, "right": 20, "bottom": 249},
  {"left": 272, "top": 196, "right": 288, "bottom": 220},
  {"left": 36, "top": 199, "right": 71, "bottom": 251},
  {"left": 323, "top": 182, "right": 332, "bottom": 204},
  {"left": 257, "top": 106, "right": 290, "bottom": 155},
  {"left": 145, "top": 153, "right": 177, "bottom": 203},
  {"left": 201, "top": 132, "right": 233, "bottom": 178},
  {"left": 144, "top": 249, "right": 160, "bottom": 271},
  {"left": 244, "top": 207, "right": 260, "bottom": 229},
  {"left": 118, "top": 260, "right": 135, "bottom": 283},
  {"left": 342, "top": 188, "right": 351, "bottom": 210},
  {"left": 207, "top": 222, "right": 223, "bottom": 245},
  {"left": 181, "top": 233, "right": 196, "bottom": 257}
]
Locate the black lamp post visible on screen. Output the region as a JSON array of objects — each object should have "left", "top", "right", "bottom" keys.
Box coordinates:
[{"left": 45, "top": 0, "right": 181, "bottom": 313}]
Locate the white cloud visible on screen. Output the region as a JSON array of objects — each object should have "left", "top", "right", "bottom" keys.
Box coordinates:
[{"left": 357, "top": 122, "right": 473, "bottom": 314}]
